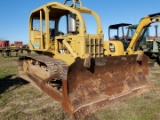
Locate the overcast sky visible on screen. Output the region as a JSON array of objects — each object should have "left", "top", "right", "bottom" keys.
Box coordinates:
[{"left": 0, "top": 0, "right": 160, "bottom": 44}]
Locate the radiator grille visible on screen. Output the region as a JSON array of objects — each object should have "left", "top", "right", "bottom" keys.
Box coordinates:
[{"left": 85, "top": 38, "right": 103, "bottom": 58}]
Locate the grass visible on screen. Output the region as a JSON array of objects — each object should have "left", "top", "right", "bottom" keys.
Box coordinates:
[
  {"left": 92, "top": 90, "right": 160, "bottom": 120},
  {"left": 0, "top": 52, "right": 160, "bottom": 120},
  {"left": 0, "top": 52, "right": 70, "bottom": 120}
]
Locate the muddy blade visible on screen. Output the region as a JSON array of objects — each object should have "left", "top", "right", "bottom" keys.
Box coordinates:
[{"left": 67, "top": 55, "right": 151, "bottom": 119}]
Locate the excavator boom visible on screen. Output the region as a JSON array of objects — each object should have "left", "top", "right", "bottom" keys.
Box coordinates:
[{"left": 127, "top": 13, "right": 160, "bottom": 54}]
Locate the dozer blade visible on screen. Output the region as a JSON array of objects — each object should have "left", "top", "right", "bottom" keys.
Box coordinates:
[
  {"left": 67, "top": 54, "right": 152, "bottom": 119},
  {"left": 18, "top": 54, "right": 152, "bottom": 120}
]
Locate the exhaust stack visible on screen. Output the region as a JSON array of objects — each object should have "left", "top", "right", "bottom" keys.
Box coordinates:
[{"left": 69, "top": 13, "right": 76, "bottom": 32}]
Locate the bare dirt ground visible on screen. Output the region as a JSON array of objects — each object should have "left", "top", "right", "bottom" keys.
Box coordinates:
[{"left": 0, "top": 55, "right": 160, "bottom": 120}]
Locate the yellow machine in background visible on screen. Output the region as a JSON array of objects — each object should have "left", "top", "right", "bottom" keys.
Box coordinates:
[
  {"left": 104, "top": 13, "right": 160, "bottom": 57},
  {"left": 19, "top": 0, "right": 151, "bottom": 119}
]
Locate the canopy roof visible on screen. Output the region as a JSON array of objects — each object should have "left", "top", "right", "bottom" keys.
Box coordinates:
[{"left": 109, "top": 23, "right": 131, "bottom": 29}]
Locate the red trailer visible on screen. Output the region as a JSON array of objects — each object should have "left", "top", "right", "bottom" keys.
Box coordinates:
[
  {"left": 14, "top": 41, "right": 23, "bottom": 47},
  {"left": 0, "top": 40, "right": 9, "bottom": 47}
]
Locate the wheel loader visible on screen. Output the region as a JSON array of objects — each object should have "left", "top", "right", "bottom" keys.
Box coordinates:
[{"left": 18, "top": 0, "right": 151, "bottom": 119}]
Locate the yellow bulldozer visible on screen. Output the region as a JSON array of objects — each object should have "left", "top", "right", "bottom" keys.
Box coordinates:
[{"left": 18, "top": 0, "right": 152, "bottom": 119}]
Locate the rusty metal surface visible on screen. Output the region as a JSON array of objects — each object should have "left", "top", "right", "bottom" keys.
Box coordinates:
[
  {"left": 18, "top": 55, "right": 72, "bottom": 114},
  {"left": 18, "top": 56, "right": 62, "bottom": 101},
  {"left": 67, "top": 54, "right": 151, "bottom": 119},
  {"left": 19, "top": 54, "right": 151, "bottom": 120},
  {"left": 27, "top": 72, "right": 62, "bottom": 102}
]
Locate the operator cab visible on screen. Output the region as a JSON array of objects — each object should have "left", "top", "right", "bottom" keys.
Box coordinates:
[
  {"left": 108, "top": 23, "right": 131, "bottom": 50},
  {"left": 29, "top": 0, "right": 103, "bottom": 58},
  {"left": 108, "top": 23, "right": 131, "bottom": 40},
  {"left": 29, "top": 2, "right": 82, "bottom": 52}
]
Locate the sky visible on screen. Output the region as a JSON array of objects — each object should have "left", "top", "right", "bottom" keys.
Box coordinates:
[{"left": 0, "top": 0, "right": 160, "bottom": 44}]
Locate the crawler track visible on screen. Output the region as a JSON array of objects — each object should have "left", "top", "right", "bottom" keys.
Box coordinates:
[{"left": 18, "top": 55, "right": 72, "bottom": 114}]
